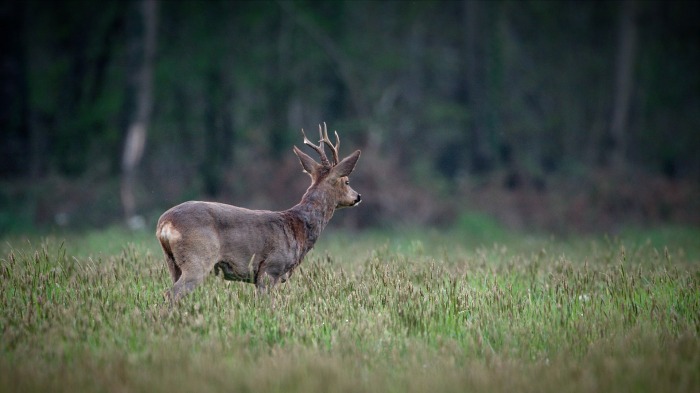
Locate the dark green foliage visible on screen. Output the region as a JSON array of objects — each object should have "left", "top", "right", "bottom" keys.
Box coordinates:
[{"left": 1, "top": 0, "right": 699, "bottom": 230}]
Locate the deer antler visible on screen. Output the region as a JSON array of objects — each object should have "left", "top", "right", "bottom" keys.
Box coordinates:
[
  {"left": 301, "top": 123, "right": 341, "bottom": 167},
  {"left": 319, "top": 122, "right": 340, "bottom": 166},
  {"left": 301, "top": 127, "right": 330, "bottom": 167}
]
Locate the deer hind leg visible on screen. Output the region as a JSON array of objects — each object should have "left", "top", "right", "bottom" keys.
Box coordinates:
[
  {"left": 157, "top": 227, "right": 182, "bottom": 284},
  {"left": 168, "top": 268, "right": 206, "bottom": 304},
  {"left": 167, "top": 249, "right": 216, "bottom": 305},
  {"left": 165, "top": 253, "right": 181, "bottom": 283},
  {"left": 160, "top": 245, "right": 182, "bottom": 304}
]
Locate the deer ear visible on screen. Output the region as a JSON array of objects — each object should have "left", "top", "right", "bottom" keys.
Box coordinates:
[
  {"left": 293, "top": 146, "right": 321, "bottom": 177},
  {"left": 331, "top": 150, "right": 361, "bottom": 178}
]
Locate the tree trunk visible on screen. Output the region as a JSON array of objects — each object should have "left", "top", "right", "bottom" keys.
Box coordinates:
[
  {"left": 608, "top": 0, "right": 637, "bottom": 171},
  {"left": 121, "top": 0, "right": 158, "bottom": 223}
]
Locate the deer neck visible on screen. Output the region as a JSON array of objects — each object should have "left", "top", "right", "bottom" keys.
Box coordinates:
[{"left": 287, "top": 186, "right": 336, "bottom": 251}]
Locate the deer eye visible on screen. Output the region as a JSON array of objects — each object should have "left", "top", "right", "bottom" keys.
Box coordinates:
[{"left": 345, "top": 180, "right": 350, "bottom": 185}]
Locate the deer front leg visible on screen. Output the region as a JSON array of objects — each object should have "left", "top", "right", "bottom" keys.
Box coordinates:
[{"left": 254, "top": 260, "right": 276, "bottom": 292}]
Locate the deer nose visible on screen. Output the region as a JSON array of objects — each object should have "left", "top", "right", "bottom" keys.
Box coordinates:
[{"left": 355, "top": 194, "right": 362, "bottom": 203}]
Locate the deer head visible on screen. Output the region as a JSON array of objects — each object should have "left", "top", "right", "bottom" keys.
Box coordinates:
[{"left": 292, "top": 123, "right": 361, "bottom": 209}]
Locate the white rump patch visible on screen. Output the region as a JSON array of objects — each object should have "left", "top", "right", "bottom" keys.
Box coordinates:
[{"left": 159, "top": 222, "right": 181, "bottom": 242}]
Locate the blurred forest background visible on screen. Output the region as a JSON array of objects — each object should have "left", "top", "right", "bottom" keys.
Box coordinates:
[{"left": 1, "top": 0, "right": 699, "bottom": 235}]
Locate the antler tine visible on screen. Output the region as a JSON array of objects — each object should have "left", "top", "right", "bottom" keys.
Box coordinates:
[
  {"left": 318, "top": 123, "right": 324, "bottom": 145},
  {"left": 301, "top": 128, "right": 329, "bottom": 166},
  {"left": 320, "top": 122, "right": 340, "bottom": 165},
  {"left": 332, "top": 130, "right": 340, "bottom": 163}
]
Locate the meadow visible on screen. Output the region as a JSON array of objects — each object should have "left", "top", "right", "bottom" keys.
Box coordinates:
[{"left": 1, "top": 219, "right": 699, "bottom": 392}]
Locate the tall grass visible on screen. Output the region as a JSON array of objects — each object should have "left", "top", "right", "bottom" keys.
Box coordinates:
[{"left": 1, "top": 224, "right": 699, "bottom": 392}]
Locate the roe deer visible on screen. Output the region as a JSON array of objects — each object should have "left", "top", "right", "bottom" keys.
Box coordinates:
[{"left": 156, "top": 123, "right": 361, "bottom": 303}]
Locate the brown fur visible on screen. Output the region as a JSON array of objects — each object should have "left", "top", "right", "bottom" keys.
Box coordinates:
[{"left": 156, "top": 127, "right": 361, "bottom": 304}]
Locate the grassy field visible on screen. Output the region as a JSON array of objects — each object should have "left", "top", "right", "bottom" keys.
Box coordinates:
[{"left": 1, "top": 221, "right": 699, "bottom": 392}]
